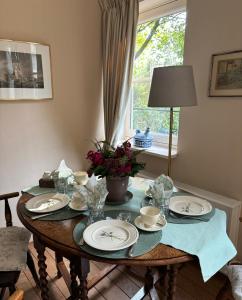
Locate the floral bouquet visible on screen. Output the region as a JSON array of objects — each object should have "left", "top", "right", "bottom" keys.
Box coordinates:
[{"left": 86, "top": 140, "right": 145, "bottom": 178}]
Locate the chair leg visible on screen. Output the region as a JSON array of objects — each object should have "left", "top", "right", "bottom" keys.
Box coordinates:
[
  {"left": 27, "top": 250, "right": 40, "bottom": 287},
  {"left": 0, "top": 287, "right": 6, "bottom": 299},
  {"left": 9, "top": 284, "right": 16, "bottom": 295}
]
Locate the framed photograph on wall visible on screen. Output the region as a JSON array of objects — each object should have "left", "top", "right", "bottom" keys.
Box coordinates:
[
  {"left": 0, "top": 39, "right": 52, "bottom": 100},
  {"left": 209, "top": 50, "right": 242, "bottom": 97}
]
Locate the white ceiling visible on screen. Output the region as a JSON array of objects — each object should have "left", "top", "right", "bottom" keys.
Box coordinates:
[{"left": 139, "top": 0, "right": 176, "bottom": 13}]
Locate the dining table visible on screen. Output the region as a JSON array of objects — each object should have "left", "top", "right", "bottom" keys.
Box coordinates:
[
  {"left": 17, "top": 177, "right": 237, "bottom": 300},
  {"left": 17, "top": 191, "right": 194, "bottom": 300}
]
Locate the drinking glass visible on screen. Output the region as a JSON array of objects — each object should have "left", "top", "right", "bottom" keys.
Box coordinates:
[
  {"left": 117, "top": 212, "right": 131, "bottom": 222},
  {"left": 158, "top": 188, "right": 173, "bottom": 217},
  {"left": 87, "top": 195, "right": 106, "bottom": 223},
  {"left": 54, "top": 177, "right": 68, "bottom": 194},
  {"left": 140, "top": 196, "right": 156, "bottom": 208}
]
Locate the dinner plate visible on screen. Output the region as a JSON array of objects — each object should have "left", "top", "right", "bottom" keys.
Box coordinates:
[
  {"left": 83, "top": 220, "right": 139, "bottom": 251},
  {"left": 134, "top": 216, "right": 167, "bottom": 232},
  {"left": 25, "top": 193, "right": 70, "bottom": 213},
  {"left": 169, "top": 196, "right": 212, "bottom": 216}
]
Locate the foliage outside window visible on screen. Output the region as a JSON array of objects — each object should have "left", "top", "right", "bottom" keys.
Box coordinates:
[{"left": 130, "top": 11, "right": 186, "bottom": 145}]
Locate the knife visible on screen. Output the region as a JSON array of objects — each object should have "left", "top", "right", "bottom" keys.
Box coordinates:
[{"left": 31, "top": 211, "right": 58, "bottom": 220}]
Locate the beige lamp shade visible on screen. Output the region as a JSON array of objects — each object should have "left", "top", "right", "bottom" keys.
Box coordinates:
[{"left": 148, "top": 65, "right": 197, "bottom": 107}]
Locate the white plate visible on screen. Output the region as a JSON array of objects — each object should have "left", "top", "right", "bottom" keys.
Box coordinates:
[
  {"left": 83, "top": 220, "right": 139, "bottom": 251},
  {"left": 25, "top": 193, "right": 70, "bottom": 213},
  {"left": 68, "top": 201, "right": 88, "bottom": 211},
  {"left": 169, "top": 196, "right": 212, "bottom": 216},
  {"left": 134, "top": 216, "right": 167, "bottom": 232}
]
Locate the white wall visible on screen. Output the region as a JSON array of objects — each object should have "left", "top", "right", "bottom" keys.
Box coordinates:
[
  {"left": 144, "top": 0, "right": 242, "bottom": 257},
  {"left": 0, "top": 0, "right": 103, "bottom": 226}
]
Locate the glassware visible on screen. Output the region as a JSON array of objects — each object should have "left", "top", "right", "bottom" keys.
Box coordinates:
[
  {"left": 117, "top": 212, "right": 131, "bottom": 222},
  {"left": 140, "top": 196, "right": 156, "bottom": 208},
  {"left": 54, "top": 177, "right": 68, "bottom": 194},
  {"left": 87, "top": 194, "right": 106, "bottom": 223},
  {"left": 158, "top": 188, "right": 173, "bottom": 217}
]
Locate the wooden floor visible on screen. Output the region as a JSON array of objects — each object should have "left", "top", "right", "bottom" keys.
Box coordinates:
[{"left": 3, "top": 243, "right": 226, "bottom": 300}]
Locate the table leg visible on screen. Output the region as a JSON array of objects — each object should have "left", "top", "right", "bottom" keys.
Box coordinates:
[
  {"left": 76, "top": 257, "right": 90, "bottom": 300},
  {"left": 144, "top": 267, "right": 154, "bottom": 294},
  {"left": 33, "top": 236, "right": 49, "bottom": 300},
  {"left": 158, "top": 266, "right": 169, "bottom": 299},
  {"left": 131, "top": 267, "right": 160, "bottom": 300},
  {"left": 70, "top": 260, "right": 79, "bottom": 300},
  {"left": 55, "top": 252, "right": 63, "bottom": 278},
  {"left": 168, "top": 264, "right": 179, "bottom": 300}
]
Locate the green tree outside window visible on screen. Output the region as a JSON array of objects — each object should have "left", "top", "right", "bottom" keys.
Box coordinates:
[{"left": 131, "top": 12, "right": 186, "bottom": 137}]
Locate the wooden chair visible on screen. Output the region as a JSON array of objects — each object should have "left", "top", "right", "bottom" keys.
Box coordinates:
[
  {"left": 0, "top": 192, "right": 39, "bottom": 298},
  {"left": 8, "top": 289, "right": 24, "bottom": 300}
]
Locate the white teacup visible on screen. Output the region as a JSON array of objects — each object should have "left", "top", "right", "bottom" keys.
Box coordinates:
[
  {"left": 140, "top": 206, "right": 164, "bottom": 227},
  {"left": 73, "top": 171, "right": 88, "bottom": 185}
]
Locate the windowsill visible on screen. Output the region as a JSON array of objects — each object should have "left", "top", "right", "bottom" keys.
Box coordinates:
[{"left": 132, "top": 144, "right": 178, "bottom": 159}]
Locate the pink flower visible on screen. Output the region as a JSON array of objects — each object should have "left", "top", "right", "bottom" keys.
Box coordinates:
[
  {"left": 115, "top": 147, "right": 125, "bottom": 158},
  {"left": 86, "top": 150, "right": 103, "bottom": 166},
  {"left": 86, "top": 150, "right": 95, "bottom": 160},
  {"left": 93, "top": 152, "right": 103, "bottom": 165}
]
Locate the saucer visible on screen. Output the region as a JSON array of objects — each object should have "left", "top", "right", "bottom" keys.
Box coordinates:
[
  {"left": 134, "top": 216, "right": 167, "bottom": 232},
  {"left": 68, "top": 201, "right": 88, "bottom": 211}
]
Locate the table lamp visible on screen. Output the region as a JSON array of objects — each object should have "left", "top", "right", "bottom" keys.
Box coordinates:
[{"left": 148, "top": 65, "right": 197, "bottom": 176}]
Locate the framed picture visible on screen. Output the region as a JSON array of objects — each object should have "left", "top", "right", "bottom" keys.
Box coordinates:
[
  {"left": 209, "top": 50, "right": 242, "bottom": 97},
  {"left": 0, "top": 39, "right": 52, "bottom": 100}
]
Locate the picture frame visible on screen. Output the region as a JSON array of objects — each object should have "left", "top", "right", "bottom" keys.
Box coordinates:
[
  {"left": 209, "top": 50, "right": 242, "bottom": 97},
  {"left": 0, "top": 39, "right": 53, "bottom": 100}
]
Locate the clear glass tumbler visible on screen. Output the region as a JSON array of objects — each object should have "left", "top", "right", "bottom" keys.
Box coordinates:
[
  {"left": 159, "top": 188, "right": 173, "bottom": 217},
  {"left": 87, "top": 195, "right": 106, "bottom": 224},
  {"left": 54, "top": 177, "right": 68, "bottom": 194}
]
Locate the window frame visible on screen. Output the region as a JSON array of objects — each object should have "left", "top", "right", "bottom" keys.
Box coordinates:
[{"left": 125, "top": 1, "right": 186, "bottom": 149}]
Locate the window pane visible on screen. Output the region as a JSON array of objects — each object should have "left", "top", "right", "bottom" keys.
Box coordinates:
[
  {"left": 133, "top": 81, "right": 151, "bottom": 108},
  {"left": 133, "top": 108, "right": 180, "bottom": 136},
  {"left": 131, "top": 11, "right": 186, "bottom": 140}
]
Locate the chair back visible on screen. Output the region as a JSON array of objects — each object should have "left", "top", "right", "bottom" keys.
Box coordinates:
[{"left": 0, "top": 192, "right": 19, "bottom": 227}]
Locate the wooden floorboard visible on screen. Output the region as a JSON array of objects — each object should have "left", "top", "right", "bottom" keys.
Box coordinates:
[{"left": 3, "top": 242, "right": 226, "bottom": 300}]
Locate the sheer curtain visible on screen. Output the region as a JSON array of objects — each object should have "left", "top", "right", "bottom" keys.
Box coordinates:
[{"left": 99, "top": 0, "right": 139, "bottom": 146}]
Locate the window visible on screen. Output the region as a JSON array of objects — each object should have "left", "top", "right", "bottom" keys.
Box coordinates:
[{"left": 129, "top": 10, "right": 186, "bottom": 148}]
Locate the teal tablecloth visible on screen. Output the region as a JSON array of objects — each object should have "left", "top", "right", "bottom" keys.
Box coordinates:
[
  {"left": 107, "top": 187, "right": 237, "bottom": 281},
  {"left": 23, "top": 184, "right": 237, "bottom": 282}
]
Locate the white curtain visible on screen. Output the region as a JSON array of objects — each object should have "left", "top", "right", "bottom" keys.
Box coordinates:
[{"left": 99, "top": 0, "right": 139, "bottom": 146}]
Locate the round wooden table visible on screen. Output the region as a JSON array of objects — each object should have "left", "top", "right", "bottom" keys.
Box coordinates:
[{"left": 17, "top": 193, "right": 193, "bottom": 300}]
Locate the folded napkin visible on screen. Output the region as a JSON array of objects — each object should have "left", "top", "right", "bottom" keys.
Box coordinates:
[
  {"left": 22, "top": 186, "right": 56, "bottom": 196},
  {"left": 167, "top": 208, "right": 216, "bottom": 224},
  {"left": 160, "top": 209, "right": 237, "bottom": 282}
]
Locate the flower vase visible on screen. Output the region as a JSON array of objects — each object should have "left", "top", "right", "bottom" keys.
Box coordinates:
[{"left": 105, "top": 176, "right": 132, "bottom": 205}]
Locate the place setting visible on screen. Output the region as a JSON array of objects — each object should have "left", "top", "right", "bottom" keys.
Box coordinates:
[
  {"left": 167, "top": 194, "right": 215, "bottom": 224},
  {"left": 21, "top": 161, "right": 90, "bottom": 221},
  {"left": 72, "top": 175, "right": 168, "bottom": 259},
  {"left": 73, "top": 208, "right": 166, "bottom": 259},
  {"left": 143, "top": 175, "right": 215, "bottom": 224}
]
